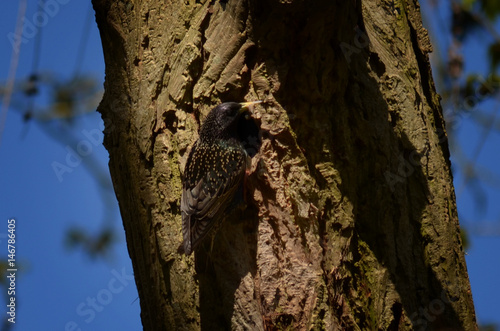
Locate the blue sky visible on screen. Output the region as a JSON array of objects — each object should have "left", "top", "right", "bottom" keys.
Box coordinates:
[
  {"left": 0, "top": 1, "right": 141, "bottom": 330},
  {"left": 0, "top": 1, "right": 499, "bottom": 330}
]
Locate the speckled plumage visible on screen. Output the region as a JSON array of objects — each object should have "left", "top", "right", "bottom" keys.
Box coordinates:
[{"left": 181, "top": 101, "right": 260, "bottom": 255}]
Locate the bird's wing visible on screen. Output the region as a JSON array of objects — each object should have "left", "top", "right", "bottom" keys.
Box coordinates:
[{"left": 181, "top": 141, "right": 246, "bottom": 254}]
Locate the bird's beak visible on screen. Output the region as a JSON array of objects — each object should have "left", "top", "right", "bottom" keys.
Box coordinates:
[{"left": 239, "top": 101, "right": 262, "bottom": 113}]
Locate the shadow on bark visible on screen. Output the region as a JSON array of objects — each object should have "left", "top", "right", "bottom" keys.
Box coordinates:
[
  {"left": 248, "top": 0, "right": 465, "bottom": 329},
  {"left": 343, "top": 17, "right": 464, "bottom": 331},
  {"left": 196, "top": 208, "right": 259, "bottom": 330}
]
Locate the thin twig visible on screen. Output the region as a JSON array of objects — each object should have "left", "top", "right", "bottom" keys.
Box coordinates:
[{"left": 0, "top": 0, "right": 27, "bottom": 148}]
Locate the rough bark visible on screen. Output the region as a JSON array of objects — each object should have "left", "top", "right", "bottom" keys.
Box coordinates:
[{"left": 92, "top": 0, "right": 477, "bottom": 330}]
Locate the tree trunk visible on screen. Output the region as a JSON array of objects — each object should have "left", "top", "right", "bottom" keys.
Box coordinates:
[{"left": 92, "top": 0, "right": 477, "bottom": 330}]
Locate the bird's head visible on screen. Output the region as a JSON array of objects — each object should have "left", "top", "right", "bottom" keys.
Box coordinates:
[{"left": 200, "top": 101, "right": 261, "bottom": 142}]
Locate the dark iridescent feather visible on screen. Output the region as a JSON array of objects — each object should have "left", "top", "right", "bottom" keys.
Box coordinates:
[{"left": 181, "top": 101, "right": 260, "bottom": 255}]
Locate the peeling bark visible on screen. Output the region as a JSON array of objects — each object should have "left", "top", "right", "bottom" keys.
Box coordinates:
[{"left": 92, "top": 0, "right": 477, "bottom": 330}]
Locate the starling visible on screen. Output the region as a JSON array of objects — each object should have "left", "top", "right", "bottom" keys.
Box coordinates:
[{"left": 181, "top": 101, "right": 262, "bottom": 255}]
